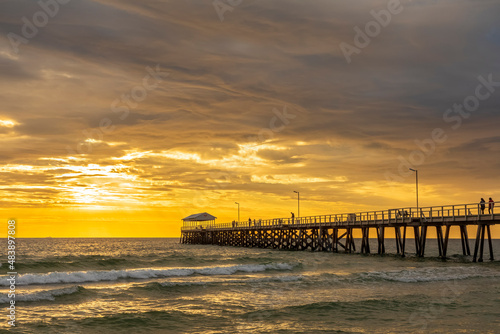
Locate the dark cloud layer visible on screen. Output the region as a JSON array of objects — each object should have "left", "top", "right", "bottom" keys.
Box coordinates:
[{"left": 0, "top": 0, "right": 499, "bottom": 217}]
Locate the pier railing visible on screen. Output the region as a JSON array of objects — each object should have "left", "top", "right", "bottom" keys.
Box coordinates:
[{"left": 181, "top": 202, "right": 498, "bottom": 231}]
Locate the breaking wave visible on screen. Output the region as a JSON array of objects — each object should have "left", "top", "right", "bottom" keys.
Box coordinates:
[
  {"left": 0, "top": 286, "right": 85, "bottom": 303},
  {"left": 0, "top": 263, "right": 295, "bottom": 286}
]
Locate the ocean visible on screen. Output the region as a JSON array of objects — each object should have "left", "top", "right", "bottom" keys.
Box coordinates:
[{"left": 1, "top": 238, "right": 500, "bottom": 333}]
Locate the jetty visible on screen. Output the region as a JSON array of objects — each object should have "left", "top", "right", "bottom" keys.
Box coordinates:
[{"left": 180, "top": 203, "right": 499, "bottom": 262}]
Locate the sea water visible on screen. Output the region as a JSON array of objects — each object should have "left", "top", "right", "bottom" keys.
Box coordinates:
[{"left": 1, "top": 238, "right": 499, "bottom": 333}]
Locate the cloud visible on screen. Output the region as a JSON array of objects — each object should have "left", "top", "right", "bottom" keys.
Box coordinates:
[{"left": 0, "top": 0, "right": 499, "bottom": 218}]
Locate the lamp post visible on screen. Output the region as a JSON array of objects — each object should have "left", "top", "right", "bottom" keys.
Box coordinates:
[
  {"left": 409, "top": 168, "right": 419, "bottom": 216},
  {"left": 293, "top": 191, "right": 300, "bottom": 218},
  {"left": 235, "top": 202, "right": 240, "bottom": 222}
]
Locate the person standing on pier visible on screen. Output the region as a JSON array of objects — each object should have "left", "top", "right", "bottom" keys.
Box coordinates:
[
  {"left": 480, "top": 198, "right": 486, "bottom": 214},
  {"left": 488, "top": 198, "right": 494, "bottom": 214},
  {"left": 248, "top": 217, "right": 252, "bottom": 226}
]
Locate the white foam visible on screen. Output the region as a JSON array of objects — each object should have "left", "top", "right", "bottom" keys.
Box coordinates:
[
  {"left": 359, "top": 266, "right": 500, "bottom": 283},
  {"left": 0, "top": 263, "right": 294, "bottom": 286},
  {"left": 0, "top": 286, "right": 81, "bottom": 303}
]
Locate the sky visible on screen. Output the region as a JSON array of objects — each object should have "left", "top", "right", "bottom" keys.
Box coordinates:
[{"left": 0, "top": 0, "right": 499, "bottom": 237}]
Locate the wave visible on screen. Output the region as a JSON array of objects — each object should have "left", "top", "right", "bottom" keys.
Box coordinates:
[
  {"left": 0, "top": 286, "right": 86, "bottom": 304},
  {"left": 15, "top": 254, "right": 285, "bottom": 272},
  {"left": 150, "top": 255, "right": 281, "bottom": 266},
  {"left": 130, "top": 275, "right": 303, "bottom": 292},
  {"left": 15, "top": 256, "right": 136, "bottom": 271},
  {"left": 0, "top": 263, "right": 294, "bottom": 286},
  {"left": 303, "top": 266, "right": 500, "bottom": 286},
  {"left": 159, "top": 274, "right": 303, "bottom": 286},
  {"left": 242, "top": 298, "right": 424, "bottom": 322},
  {"left": 59, "top": 309, "right": 225, "bottom": 331},
  {"left": 356, "top": 266, "right": 500, "bottom": 283}
]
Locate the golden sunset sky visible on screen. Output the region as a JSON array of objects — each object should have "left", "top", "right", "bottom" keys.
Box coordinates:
[{"left": 1, "top": 0, "right": 499, "bottom": 237}]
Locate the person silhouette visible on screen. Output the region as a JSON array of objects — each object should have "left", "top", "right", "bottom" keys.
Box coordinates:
[
  {"left": 488, "top": 198, "right": 494, "bottom": 214},
  {"left": 480, "top": 198, "right": 486, "bottom": 214}
]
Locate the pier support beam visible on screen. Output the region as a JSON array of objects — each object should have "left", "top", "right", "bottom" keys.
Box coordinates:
[
  {"left": 436, "top": 225, "right": 445, "bottom": 258},
  {"left": 418, "top": 226, "right": 428, "bottom": 257},
  {"left": 376, "top": 226, "right": 385, "bottom": 254},
  {"left": 460, "top": 225, "right": 471, "bottom": 256},
  {"left": 332, "top": 228, "right": 339, "bottom": 252},
  {"left": 395, "top": 226, "right": 406, "bottom": 257},
  {"left": 473, "top": 224, "right": 494, "bottom": 262},
  {"left": 360, "top": 227, "right": 370, "bottom": 254},
  {"left": 413, "top": 226, "right": 421, "bottom": 256}
]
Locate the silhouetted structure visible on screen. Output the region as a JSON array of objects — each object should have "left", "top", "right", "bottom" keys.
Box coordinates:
[
  {"left": 181, "top": 213, "right": 216, "bottom": 230},
  {"left": 180, "top": 203, "right": 500, "bottom": 262}
]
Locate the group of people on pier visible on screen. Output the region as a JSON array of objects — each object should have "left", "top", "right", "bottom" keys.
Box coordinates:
[
  {"left": 480, "top": 197, "right": 495, "bottom": 214},
  {"left": 247, "top": 218, "right": 263, "bottom": 227},
  {"left": 231, "top": 217, "right": 291, "bottom": 228},
  {"left": 231, "top": 218, "right": 264, "bottom": 227},
  {"left": 228, "top": 199, "right": 495, "bottom": 229}
]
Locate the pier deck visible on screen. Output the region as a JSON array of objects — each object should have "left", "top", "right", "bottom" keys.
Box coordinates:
[{"left": 180, "top": 203, "right": 499, "bottom": 262}]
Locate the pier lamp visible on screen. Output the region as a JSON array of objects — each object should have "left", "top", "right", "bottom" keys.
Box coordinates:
[
  {"left": 235, "top": 202, "right": 240, "bottom": 222},
  {"left": 409, "top": 168, "right": 419, "bottom": 216},
  {"left": 293, "top": 191, "right": 300, "bottom": 218}
]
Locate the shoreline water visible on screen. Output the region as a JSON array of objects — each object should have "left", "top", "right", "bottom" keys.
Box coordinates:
[{"left": 1, "top": 238, "right": 499, "bottom": 333}]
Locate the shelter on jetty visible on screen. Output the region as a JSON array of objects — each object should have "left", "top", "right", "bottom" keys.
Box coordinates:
[
  {"left": 180, "top": 203, "right": 500, "bottom": 262},
  {"left": 181, "top": 212, "right": 217, "bottom": 230}
]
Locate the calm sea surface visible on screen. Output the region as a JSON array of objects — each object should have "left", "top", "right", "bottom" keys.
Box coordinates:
[{"left": 1, "top": 238, "right": 500, "bottom": 333}]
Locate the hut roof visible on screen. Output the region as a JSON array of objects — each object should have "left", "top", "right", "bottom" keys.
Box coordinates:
[{"left": 182, "top": 212, "right": 217, "bottom": 221}]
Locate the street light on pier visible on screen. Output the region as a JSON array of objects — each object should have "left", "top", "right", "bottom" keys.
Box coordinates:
[
  {"left": 293, "top": 191, "right": 300, "bottom": 218},
  {"left": 409, "top": 168, "right": 419, "bottom": 216},
  {"left": 235, "top": 202, "right": 240, "bottom": 222}
]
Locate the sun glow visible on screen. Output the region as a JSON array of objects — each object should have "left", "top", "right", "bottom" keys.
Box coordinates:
[{"left": 0, "top": 119, "right": 16, "bottom": 127}]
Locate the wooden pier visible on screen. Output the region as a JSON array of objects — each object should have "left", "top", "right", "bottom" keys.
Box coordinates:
[{"left": 180, "top": 203, "right": 499, "bottom": 262}]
